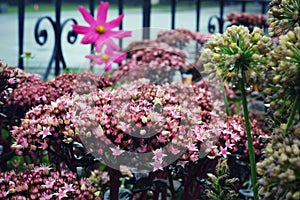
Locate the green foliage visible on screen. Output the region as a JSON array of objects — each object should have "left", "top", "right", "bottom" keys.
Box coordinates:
[{"left": 206, "top": 159, "right": 239, "bottom": 200}]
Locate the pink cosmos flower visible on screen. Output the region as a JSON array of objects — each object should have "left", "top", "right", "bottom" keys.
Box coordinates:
[
  {"left": 72, "top": 1, "right": 131, "bottom": 52},
  {"left": 85, "top": 46, "right": 127, "bottom": 71}
]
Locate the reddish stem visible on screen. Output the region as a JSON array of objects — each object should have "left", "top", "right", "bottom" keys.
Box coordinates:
[
  {"left": 168, "top": 170, "right": 176, "bottom": 200},
  {"left": 109, "top": 167, "right": 121, "bottom": 200}
]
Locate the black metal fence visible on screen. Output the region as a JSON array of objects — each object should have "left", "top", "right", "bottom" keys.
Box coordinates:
[{"left": 17, "top": 0, "right": 270, "bottom": 79}]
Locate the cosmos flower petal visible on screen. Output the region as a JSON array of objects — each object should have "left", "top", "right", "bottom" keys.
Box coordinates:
[
  {"left": 107, "top": 14, "right": 125, "bottom": 29},
  {"left": 105, "top": 39, "right": 121, "bottom": 52},
  {"left": 81, "top": 32, "right": 99, "bottom": 44},
  {"left": 95, "top": 38, "right": 120, "bottom": 52},
  {"left": 104, "top": 64, "right": 112, "bottom": 72},
  {"left": 109, "top": 30, "right": 132, "bottom": 38},
  {"left": 113, "top": 52, "right": 127, "bottom": 63},
  {"left": 78, "top": 6, "right": 95, "bottom": 25},
  {"left": 72, "top": 25, "right": 90, "bottom": 34},
  {"left": 85, "top": 54, "right": 95, "bottom": 59},
  {"left": 96, "top": 1, "right": 109, "bottom": 24}
]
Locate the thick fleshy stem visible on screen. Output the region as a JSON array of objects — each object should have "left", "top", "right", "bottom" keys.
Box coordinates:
[
  {"left": 240, "top": 72, "right": 258, "bottom": 200},
  {"left": 109, "top": 167, "right": 121, "bottom": 200},
  {"left": 167, "top": 169, "right": 176, "bottom": 200},
  {"left": 285, "top": 96, "right": 299, "bottom": 135}
]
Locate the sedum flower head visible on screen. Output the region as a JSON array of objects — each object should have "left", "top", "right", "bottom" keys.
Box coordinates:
[{"left": 0, "top": 165, "right": 101, "bottom": 199}]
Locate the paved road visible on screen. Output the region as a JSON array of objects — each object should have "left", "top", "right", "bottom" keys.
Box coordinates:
[{"left": 0, "top": 4, "right": 263, "bottom": 76}]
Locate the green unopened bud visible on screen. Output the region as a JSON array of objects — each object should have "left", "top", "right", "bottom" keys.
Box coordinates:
[
  {"left": 251, "top": 53, "right": 260, "bottom": 60},
  {"left": 287, "top": 31, "right": 296, "bottom": 41},
  {"left": 141, "top": 116, "right": 147, "bottom": 124},
  {"left": 94, "top": 191, "right": 101, "bottom": 197},
  {"left": 292, "top": 191, "right": 300, "bottom": 199},
  {"left": 272, "top": 75, "right": 281, "bottom": 84},
  {"left": 81, "top": 184, "right": 87, "bottom": 191}
]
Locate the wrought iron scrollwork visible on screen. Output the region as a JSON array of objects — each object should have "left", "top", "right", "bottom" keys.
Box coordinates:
[
  {"left": 34, "top": 16, "right": 56, "bottom": 46},
  {"left": 34, "top": 15, "right": 78, "bottom": 80},
  {"left": 208, "top": 15, "right": 221, "bottom": 34},
  {"left": 62, "top": 19, "right": 78, "bottom": 44}
]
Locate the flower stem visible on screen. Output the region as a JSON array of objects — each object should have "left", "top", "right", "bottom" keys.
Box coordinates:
[
  {"left": 285, "top": 96, "right": 299, "bottom": 135},
  {"left": 239, "top": 72, "right": 258, "bottom": 200},
  {"left": 221, "top": 81, "right": 230, "bottom": 116}
]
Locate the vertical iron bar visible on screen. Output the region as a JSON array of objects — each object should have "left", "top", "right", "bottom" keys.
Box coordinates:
[
  {"left": 171, "top": 0, "right": 176, "bottom": 29},
  {"left": 196, "top": 0, "right": 201, "bottom": 32},
  {"left": 54, "top": 0, "right": 62, "bottom": 76},
  {"left": 142, "top": 0, "right": 151, "bottom": 39},
  {"left": 241, "top": 1, "right": 246, "bottom": 12},
  {"left": 219, "top": 0, "right": 224, "bottom": 33},
  {"left": 18, "top": 0, "right": 25, "bottom": 70},
  {"left": 89, "top": 0, "right": 95, "bottom": 16},
  {"left": 261, "top": 1, "right": 267, "bottom": 14},
  {"left": 89, "top": 0, "right": 95, "bottom": 53},
  {"left": 118, "top": 0, "right": 124, "bottom": 48}
]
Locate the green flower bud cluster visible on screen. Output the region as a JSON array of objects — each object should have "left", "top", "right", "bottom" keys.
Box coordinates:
[
  {"left": 268, "top": 0, "right": 300, "bottom": 37},
  {"left": 206, "top": 158, "right": 239, "bottom": 200},
  {"left": 264, "top": 27, "right": 300, "bottom": 125},
  {"left": 199, "top": 25, "right": 271, "bottom": 87},
  {"left": 256, "top": 123, "right": 300, "bottom": 200}
]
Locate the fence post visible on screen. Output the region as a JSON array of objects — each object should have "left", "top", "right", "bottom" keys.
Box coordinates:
[
  {"left": 196, "top": 0, "right": 201, "bottom": 32},
  {"left": 18, "top": 0, "right": 25, "bottom": 70},
  {"left": 54, "top": 0, "right": 62, "bottom": 76},
  {"left": 142, "top": 0, "right": 151, "bottom": 39},
  {"left": 219, "top": 0, "right": 224, "bottom": 33},
  {"left": 171, "top": 0, "right": 176, "bottom": 29},
  {"left": 118, "top": 0, "right": 124, "bottom": 48}
]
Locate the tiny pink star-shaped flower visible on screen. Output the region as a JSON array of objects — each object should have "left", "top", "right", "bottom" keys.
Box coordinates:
[
  {"left": 195, "top": 127, "right": 207, "bottom": 142},
  {"left": 40, "top": 141, "right": 48, "bottom": 150},
  {"left": 225, "top": 140, "right": 234, "bottom": 149},
  {"left": 42, "top": 179, "right": 56, "bottom": 189},
  {"left": 186, "top": 141, "right": 198, "bottom": 152},
  {"left": 62, "top": 183, "right": 75, "bottom": 192},
  {"left": 110, "top": 145, "right": 125, "bottom": 156},
  {"left": 54, "top": 188, "right": 68, "bottom": 200},
  {"left": 39, "top": 126, "right": 52, "bottom": 139},
  {"left": 72, "top": 1, "right": 131, "bottom": 52},
  {"left": 85, "top": 46, "right": 127, "bottom": 71},
  {"left": 231, "top": 133, "right": 241, "bottom": 142},
  {"left": 40, "top": 193, "right": 53, "bottom": 200},
  {"left": 151, "top": 160, "right": 163, "bottom": 171},
  {"left": 232, "top": 121, "right": 244, "bottom": 132},
  {"left": 152, "top": 148, "right": 167, "bottom": 161},
  {"left": 219, "top": 146, "right": 230, "bottom": 158}
]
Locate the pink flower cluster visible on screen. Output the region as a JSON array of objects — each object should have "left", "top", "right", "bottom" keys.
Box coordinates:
[
  {"left": 110, "top": 47, "right": 186, "bottom": 83},
  {"left": 72, "top": 1, "right": 131, "bottom": 71},
  {"left": 156, "top": 28, "right": 211, "bottom": 48},
  {"left": 217, "top": 115, "right": 270, "bottom": 160},
  {"left": 5, "top": 71, "right": 112, "bottom": 127},
  {"left": 226, "top": 12, "right": 269, "bottom": 27},
  {"left": 0, "top": 62, "right": 41, "bottom": 106},
  {"left": 74, "top": 78, "right": 224, "bottom": 171},
  {"left": 10, "top": 94, "right": 77, "bottom": 157},
  {"left": 0, "top": 165, "right": 101, "bottom": 199}
]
